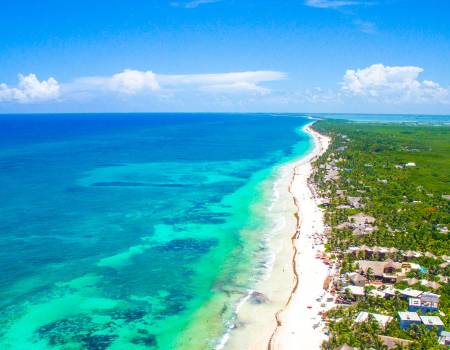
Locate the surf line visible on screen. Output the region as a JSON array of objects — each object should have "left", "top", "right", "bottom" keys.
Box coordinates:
[{"left": 266, "top": 161, "right": 302, "bottom": 350}]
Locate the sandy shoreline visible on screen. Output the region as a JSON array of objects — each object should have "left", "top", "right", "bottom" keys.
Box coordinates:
[
  {"left": 268, "top": 123, "right": 332, "bottom": 350},
  {"left": 221, "top": 122, "right": 331, "bottom": 350}
]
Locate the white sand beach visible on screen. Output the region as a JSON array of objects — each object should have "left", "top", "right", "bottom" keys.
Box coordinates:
[
  {"left": 268, "top": 124, "right": 333, "bottom": 350},
  {"left": 221, "top": 123, "right": 331, "bottom": 350}
]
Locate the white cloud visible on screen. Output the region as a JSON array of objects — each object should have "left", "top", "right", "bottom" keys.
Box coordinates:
[
  {"left": 304, "top": 0, "right": 359, "bottom": 9},
  {"left": 159, "top": 70, "right": 285, "bottom": 94},
  {"left": 76, "top": 69, "right": 160, "bottom": 94},
  {"left": 0, "top": 74, "right": 60, "bottom": 103},
  {"left": 342, "top": 64, "right": 449, "bottom": 103},
  {"left": 76, "top": 70, "right": 285, "bottom": 96},
  {"left": 171, "top": 0, "right": 221, "bottom": 9},
  {"left": 200, "top": 82, "right": 271, "bottom": 95}
]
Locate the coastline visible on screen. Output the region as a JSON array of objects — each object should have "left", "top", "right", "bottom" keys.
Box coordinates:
[
  {"left": 220, "top": 122, "right": 331, "bottom": 350},
  {"left": 268, "top": 124, "right": 332, "bottom": 350}
]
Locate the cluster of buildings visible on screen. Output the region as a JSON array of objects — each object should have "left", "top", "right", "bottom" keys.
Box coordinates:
[
  {"left": 336, "top": 213, "right": 377, "bottom": 236},
  {"left": 347, "top": 245, "right": 450, "bottom": 263},
  {"left": 320, "top": 159, "right": 341, "bottom": 183},
  {"left": 313, "top": 135, "right": 449, "bottom": 349},
  {"left": 398, "top": 312, "right": 444, "bottom": 332},
  {"left": 335, "top": 274, "right": 448, "bottom": 348}
]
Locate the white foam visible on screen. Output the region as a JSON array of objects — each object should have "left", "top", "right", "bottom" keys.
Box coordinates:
[{"left": 214, "top": 289, "right": 254, "bottom": 350}]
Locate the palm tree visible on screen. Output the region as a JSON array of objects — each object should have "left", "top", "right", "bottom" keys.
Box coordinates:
[
  {"left": 367, "top": 267, "right": 375, "bottom": 281},
  {"left": 371, "top": 337, "right": 388, "bottom": 350}
]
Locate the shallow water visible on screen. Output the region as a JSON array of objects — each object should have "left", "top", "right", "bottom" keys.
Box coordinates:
[{"left": 0, "top": 113, "right": 311, "bottom": 349}]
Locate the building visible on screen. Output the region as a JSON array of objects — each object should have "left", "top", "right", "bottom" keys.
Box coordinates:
[
  {"left": 420, "top": 292, "right": 440, "bottom": 303},
  {"left": 348, "top": 272, "right": 367, "bottom": 287},
  {"left": 370, "top": 289, "right": 387, "bottom": 298},
  {"left": 378, "top": 336, "right": 412, "bottom": 350},
  {"left": 337, "top": 213, "right": 377, "bottom": 236},
  {"left": 399, "top": 288, "right": 423, "bottom": 300},
  {"left": 357, "top": 260, "right": 404, "bottom": 283},
  {"left": 403, "top": 250, "right": 422, "bottom": 260},
  {"left": 420, "top": 316, "right": 444, "bottom": 334},
  {"left": 349, "top": 213, "right": 376, "bottom": 224},
  {"left": 404, "top": 277, "right": 419, "bottom": 286},
  {"left": 347, "top": 245, "right": 398, "bottom": 259},
  {"left": 382, "top": 287, "right": 397, "bottom": 298},
  {"left": 421, "top": 280, "right": 441, "bottom": 290},
  {"left": 408, "top": 297, "right": 439, "bottom": 313},
  {"left": 398, "top": 312, "right": 421, "bottom": 330},
  {"left": 438, "top": 331, "right": 450, "bottom": 346},
  {"left": 355, "top": 312, "right": 393, "bottom": 328},
  {"left": 348, "top": 196, "right": 363, "bottom": 209},
  {"left": 344, "top": 285, "right": 365, "bottom": 297}
]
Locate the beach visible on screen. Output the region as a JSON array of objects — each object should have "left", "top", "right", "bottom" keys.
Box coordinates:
[
  {"left": 220, "top": 123, "right": 331, "bottom": 350},
  {"left": 269, "top": 124, "right": 333, "bottom": 350}
]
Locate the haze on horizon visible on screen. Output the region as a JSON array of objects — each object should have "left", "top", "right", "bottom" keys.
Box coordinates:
[{"left": 0, "top": 0, "right": 449, "bottom": 115}]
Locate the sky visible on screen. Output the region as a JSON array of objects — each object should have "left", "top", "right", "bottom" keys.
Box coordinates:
[{"left": 0, "top": 0, "right": 450, "bottom": 114}]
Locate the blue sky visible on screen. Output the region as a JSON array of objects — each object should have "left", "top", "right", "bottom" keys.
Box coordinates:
[{"left": 0, "top": 0, "right": 449, "bottom": 114}]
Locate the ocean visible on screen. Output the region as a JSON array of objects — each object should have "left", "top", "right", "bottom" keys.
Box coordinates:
[{"left": 0, "top": 113, "right": 312, "bottom": 350}]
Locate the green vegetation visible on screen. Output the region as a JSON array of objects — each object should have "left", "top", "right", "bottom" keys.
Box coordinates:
[
  {"left": 312, "top": 120, "right": 450, "bottom": 350},
  {"left": 313, "top": 120, "right": 449, "bottom": 254}
]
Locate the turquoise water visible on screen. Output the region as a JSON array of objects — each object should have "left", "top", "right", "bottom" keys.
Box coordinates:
[{"left": 0, "top": 114, "right": 311, "bottom": 350}]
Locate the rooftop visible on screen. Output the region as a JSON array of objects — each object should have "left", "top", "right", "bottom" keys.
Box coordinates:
[
  {"left": 398, "top": 312, "right": 421, "bottom": 322},
  {"left": 344, "top": 285, "right": 365, "bottom": 296},
  {"left": 400, "top": 288, "right": 423, "bottom": 298},
  {"left": 420, "top": 316, "right": 444, "bottom": 327},
  {"left": 355, "top": 312, "right": 393, "bottom": 327},
  {"left": 349, "top": 212, "right": 376, "bottom": 224},
  {"left": 378, "top": 335, "right": 413, "bottom": 350}
]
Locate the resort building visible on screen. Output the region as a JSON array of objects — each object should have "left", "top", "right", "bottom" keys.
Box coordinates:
[
  {"left": 347, "top": 245, "right": 399, "bottom": 259},
  {"left": 403, "top": 250, "right": 422, "bottom": 260},
  {"left": 420, "top": 316, "right": 444, "bottom": 334},
  {"left": 347, "top": 272, "right": 367, "bottom": 287},
  {"left": 420, "top": 291, "right": 440, "bottom": 303},
  {"left": 438, "top": 331, "right": 450, "bottom": 346},
  {"left": 378, "top": 335, "right": 413, "bottom": 349},
  {"left": 356, "top": 259, "right": 417, "bottom": 283},
  {"left": 398, "top": 312, "right": 421, "bottom": 330},
  {"left": 349, "top": 213, "right": 375, "bottom": 224},
  {"left": 337, "top": 213, "right": 377, "bottom": 236},
  {"left": 348, "top": 196, "right": 363, "bottom": 209},
  {"left": 399, "top": 288, "right": 423, "bottom": 299},
  {"left": 420, "top": 280, "right": 441, "bottom": 290},
  {"left": 408, "top": 297, "right": 439, "bottom": 313},
  {"left": 344, "top": 285, "right": 365, "bottom": 297},
  {"left": 355, "top": 312, "right": 393, "bottom": 328},
  {"left": 382, "top": 287, "right": 397, "bottom": 298}
]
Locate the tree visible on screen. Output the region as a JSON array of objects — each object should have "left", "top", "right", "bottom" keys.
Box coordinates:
[{"left": 367, "top": 267, "right": 375, "bottom": 281}]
